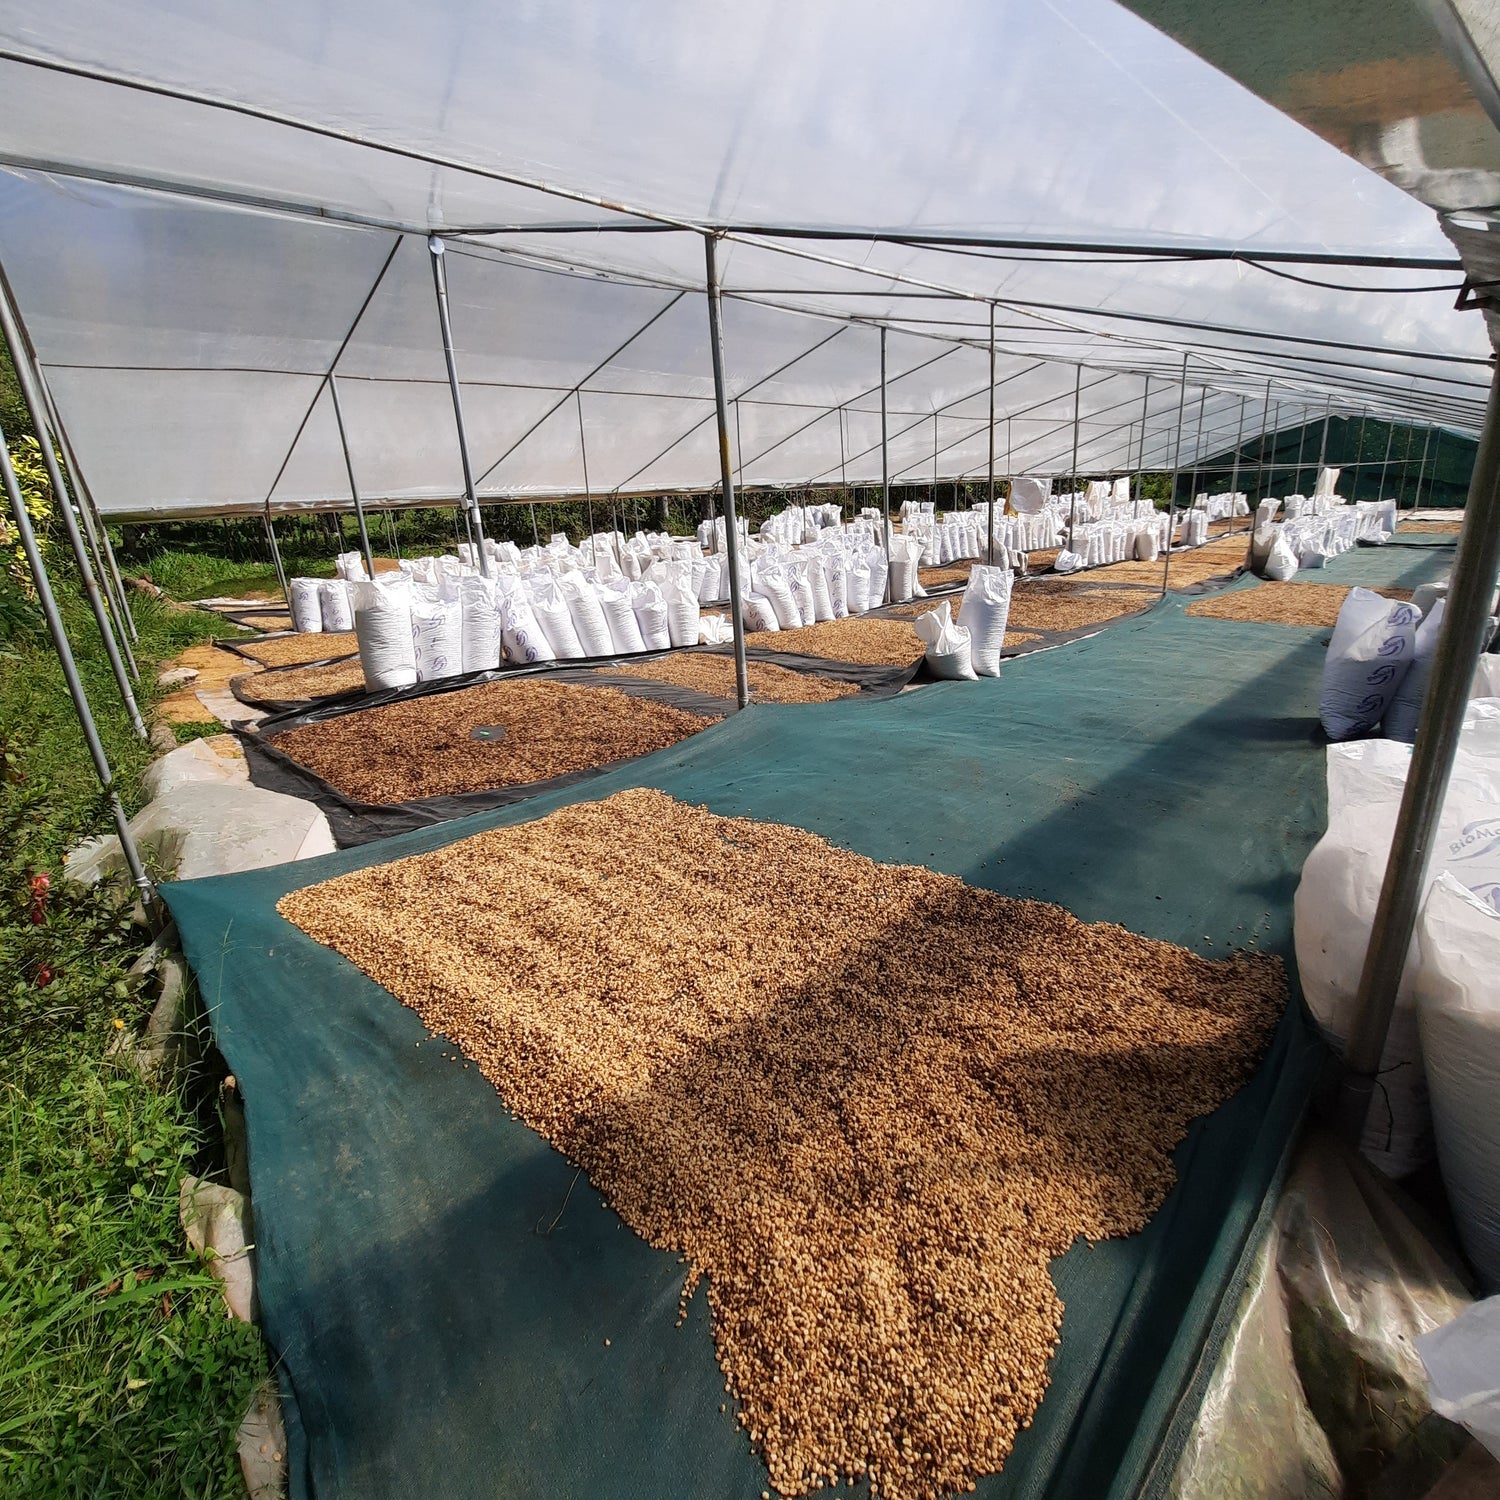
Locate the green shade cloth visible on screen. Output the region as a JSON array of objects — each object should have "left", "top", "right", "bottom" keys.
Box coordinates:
[
  {"left": 165, "top": 582, "right": 1399, "bottom": 1500},
  {"left": 1298, "top": 533, "right": 1455, "bottom": 592}
]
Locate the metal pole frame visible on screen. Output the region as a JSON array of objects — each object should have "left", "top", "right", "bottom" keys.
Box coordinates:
[
  {"left": 1162, "top": 353, "right": 1189, "bottom": 595},
  {"left": 0, "top": 260, "right": 139, "bottom": 646},
  {"left": 263, "top": 504, "right": 289, "bottom": 602},
  {"left": 704, "top": 235, "right": 751, "bottom": 710},
  {"left": 1188, "top": 386, "right": 1208, "bottom": 510},
  {"left": 1293, "top": 412, "right": 1309, "bottom": 495},
  {"left": 1132, "top": 375, "right": 1151, "bottom": 519},
  {"left": 1228, "top": 393, "right": 1248, "bottom": 527},
  {"left": 0, "top": 283, "right": 147, "bottom": 738},
  {"left": 328, "top": 371, "right": 377, "bottom": 580},
  {"left": 427, "top": 235, "right": 491, "bottom": 576},
  {"left": 1316, "top": 395, "right": 1333, "bottom": 489},
  {"left": 986, "top": 303, "right": 996, "bottom": 564},
  {"left": 1412, "top": 426, "right": 1434, "bottom": 510},
  {"left": 1340, "top": 363, "right": 1500, "bottom": 1140},
  {"left": 576, "top": 391, "right": 598, "bottom": 555},
  {"left": 0, "top": 416, "right": 154, "bottom": 904},
  {"left": 1066, "top": 364, "right": 1082, "bottom": 540},
  {"left": 1353, "top": 407, "right": 1369, "bottom": 502},
  {"left": 880, "top": 326, "right": 893, "bottom": 603},
  {"left": 1379, "top": 422, "right": 1395, "bottom": 500}
]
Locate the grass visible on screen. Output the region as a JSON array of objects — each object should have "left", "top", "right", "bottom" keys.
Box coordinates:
[{"left": 0, "top": 555, "right": 268, "bottom": 1495}]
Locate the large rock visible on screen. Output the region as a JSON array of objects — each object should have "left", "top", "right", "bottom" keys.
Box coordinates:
[{"left": 67, "top": 781, "right": 334, "bottom": 885}]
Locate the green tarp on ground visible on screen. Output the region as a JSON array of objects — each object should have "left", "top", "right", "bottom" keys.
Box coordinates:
[
  {"left": 164, "top": 572, "right": 1424, "bottom": 1500},
  {"left": 1298, "top": 532, "right": 1455, "bottom": 592}
]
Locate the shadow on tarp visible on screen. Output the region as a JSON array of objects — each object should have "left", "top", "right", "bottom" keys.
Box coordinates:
[
  {"left": 1303, "top": 534, "right": 1456, "bottom": 593},
  {"left": 164, "top": 595, "right": 1333, "bottom": 1500}
]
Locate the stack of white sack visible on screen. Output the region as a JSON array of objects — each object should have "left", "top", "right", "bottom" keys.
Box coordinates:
[
  {"left": 1293, "top": 695, "right": 1500, "bottom": 1180},
  {"left": 1318, "top": 589, "right": 1422, "bottom": 740}
]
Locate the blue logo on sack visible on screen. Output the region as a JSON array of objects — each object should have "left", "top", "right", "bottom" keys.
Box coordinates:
[
  {"left": 1366, "top": 664, "right": 1399, "bottom": 686},
  {"left": 1448, "top": 818, "right": 1500, "bottom": 865},
  {"left": 1376, "top": 636, "right": 1409, "bottom": 658},
  {"left": 1389, "top": 605, "right": 1417, "bottom": 627}
]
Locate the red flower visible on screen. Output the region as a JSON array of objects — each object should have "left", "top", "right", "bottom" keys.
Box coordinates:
[{"left": 35, "top": 965, "right": 53, "bottom": 987}]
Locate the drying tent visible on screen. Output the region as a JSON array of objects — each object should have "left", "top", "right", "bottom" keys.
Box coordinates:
[{"left": 0, "top": 0, "right": 1493, "bottom": 523}]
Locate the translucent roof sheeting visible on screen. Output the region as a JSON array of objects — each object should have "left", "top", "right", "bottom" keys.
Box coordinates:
[{"left": 0, "top": 0, "right": 1491, "bottom": 517}]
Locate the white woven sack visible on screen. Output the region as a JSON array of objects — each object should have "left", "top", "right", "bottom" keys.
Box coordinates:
[
  {"left": 741, "top": 594, "right": 778, "bottom": 633},
  {"left": 560, "top": 572, "right": 613, "bottom": 657},
  {"left": 1384, "top": 600, "right": 1445, "bottom": 744},
  {"left": 317, "top": 580, "right": 354, "bottom": 633},
  {"left": 630, "top": 582, "right": 671, "bottom": 651},
  {"left": 845, "top": 556, "right": 872, "bottom": 616},
  {"left": 1264, "top": 533, "right": 1298, "bottom": 582},
  {"left": 411, "top": 595, "right": 463, "bottom": 682},
  {"left": 755, "top": 563, "right": 803, "bottom": 629},
  {"left": 1319, "top": 588, "right": 1420, "bottom": 740},
  {"left": 1133, "top": 529, "right": 1159, "bottom": 563},
  {"left": 822, "top": 554, "right": 848, "bottom": 618},
  {"left": 962, "top": 566, "right": 1013, "bottom": 678},
  {"left": 500, "top": 595, "right": 556, "bottom": 666},
  {"left": 598, "top": 580, "right": 647, "bottom": 655},
  {"left": 528, "top": 577, "right": 584, "bottom": 659},
  {"left": 289, "top": 577, "right": 324, "bottom": 633},
  {"left": 865, "top": 547, "right": 889, "bottom": 608},
  {"left": 352, "top": 578, "right": 416, "bottom": 690},
  {"left": 806, "top": 555, "right": 835, "bottom": 621},
  {"left": 458, "top": 576, "right": 502, "bottom": 674},
  {"left": 790, "top": 561, "right": 817, "bottom": 625},
  {"left": 913, "top": 601, "right": 976, "bottom": 681},
  {"left": 1416, "top": 873, "right": 1500, "bottom": 1291}
]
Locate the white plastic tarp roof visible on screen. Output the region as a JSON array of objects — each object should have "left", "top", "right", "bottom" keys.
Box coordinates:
[{"left": 0, "top": 0, "right": 1491, "bottom": 518}]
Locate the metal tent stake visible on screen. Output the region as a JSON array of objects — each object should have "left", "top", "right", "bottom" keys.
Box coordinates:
[
  {"left": 1340, "top": 362, "right": 1500, "bottom": 1142},
  {"left": 328, "top": 372, "right": 376, "bottom": 580},
  {"left": 0, "top": 280, "right": 146, "bottom": 738},
  {"left": 703, "top": 235, "right": 750, "bottom": 710},
  {"left": 428, "top": 236, "right": 490, "bottom": 578},
  {"left": 0, "top": 416, "right": 154, "bottom": 905}
]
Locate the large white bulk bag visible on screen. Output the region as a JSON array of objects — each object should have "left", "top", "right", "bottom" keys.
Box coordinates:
[
  {"left": 630, "top": 582, "right": 671, "bottom": 652},
  {"left": 806, "top": 555, "right": 835, "bottom": 621},
  {"left": 963, "top": 566, "right": 1013, "bottom": 678},
  {"left": 411, "top": 595, "right": 463, "bottom": 682},
  {"left": 888, "top": 535, "right": 923, "bottom": 603},
  {"left": 1295, "top": 704, "right": 1500, "bottom": 1176},
  {"left": 696, "top": 557, "right": 723, "bottom": 603},
  {"left": 1052, "top": 549, "right": 1085, "bottom": 575},
  {"left": 1384, "top": 600, "right": 1445, "bottom": 744},
  {"left": 666, "top": 577, "right": 702, "bottom": 648},
  {"left": 865, "top": 548, "right": 889, "bottom": 608},
  {"left": 501, "top": 595, "right": 556, "bottom": 665},
  {"left": 1264, "top": 532, "right": 1299, "bottom": 581},
  {"left": 756, "top": 564, "right": 803, "bottom": 629},
  {"left": 741, "top": 594, "right": 778, "bottom": 633},
  {"left": 845, "top": 555, "right": 872, "bottom": 615},
  {"left": 317, "top": 580, "right": 354, "bottom": 633},
  {"left": 289, "top": 577, "right": 324, "bottom": 633},
  {"left": 822, "top": 554, "right": 848, "bottom": 619},
  {"left": 528, "top": 577, "right": 584, "bottom": 659},
  {"left": 560, "top": 572, "right": 614, "bottom": 657},
  {"left": 913, "top": 601, "right": 976, "bottom": 681},
  {"left": 352, "top": 579, "right": 416, "bottom": 690},
  {"left": 1416, "top": 873, "right": 1500, "bottom": 1290},
  {"left": 789, "top": 562, "right": 817, "bottom": 626},
  {"left": 1319, "top": 589, "right": 1421, "bottom": 741},
  {"left": 458, "top": 577, "right": 502, "bottom": 674},
  {"left": 334, "top": 550, "right": 368, "bottom": 582},
  {"left": 1133, "top": 529, "right": 1159, "bottom": 563},
  {"left": 598, "top": 580, "right": 647, "bottom": 655}
]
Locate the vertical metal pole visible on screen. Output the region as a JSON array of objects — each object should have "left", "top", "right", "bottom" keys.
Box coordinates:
[
  {"left": 529, "top": 502, "right": 540, "bottom": 548},
  {"left": 576, "top": 391, "right": 597, "bottom": 553},
  {"left": 987, "top": 303, "right": 997, "bottom": 564},
  {"left": 1426, "top": 427, "right": 1442, "bottom": 510},
  {"left": 703, "top": 235, "right": 750, "bottom": 709},
  {"left": 2, "top": 267, "right": 138, "bottom": 646},
  {"left": 328, "top": 372, "right": 376, "bottom": 580},
  {"left": 1353, "top": 407, "right": 1369, "bottom": 502},
  {"left": 1228, "top": 394, "right": 1247, "bottom": 527},
  {"left": 880, "top": 326, "right": 892, "bottom": 603},
  {"left": 1316, "top": 396, "right": 1332, "bottom": 489},
  {"left": 1247, "top": 384, "right": 1274, "bottom": 570},
  {"left": 0, "top": 419, "right": 153, "bottom": 902},
  {"left": 1188, "top": 386, "right": 1207, "bottom": 513},
  {"left": 1162, "top": 354, "right": 1189, "bottom": 595},
  {"left": 1340, "top": 364, "right": 1500, "bottom": 1142},
  {"left": 1132, "top": 375, "right": 1151, "bottom": 518},
  {"left": 263, "top": 504, "right": 289, "bottom": 604},
  {"left": 427, "top": 236, "right": 490, "bottom": 577},
  {"left": 1379, "top": 422, "right": 1395, "bottom": 499},
  {"left": 1412, "top": 427, "right": 1434, "bottom": 510},
  {"left": 0, "top": 290, "right": 146, "bottom": 735},
  {"left": 1066, "top": 364, "right": 1082, "bottom": 540},
  {"left": 1293, "top": 411, "right": 1309, "bottom": 494}
]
